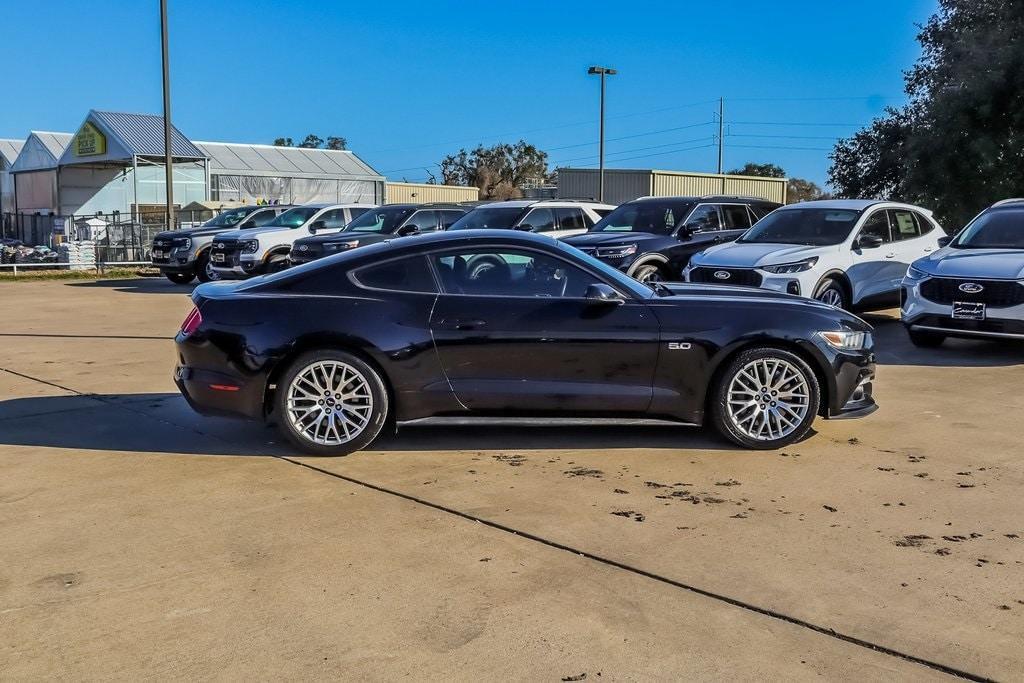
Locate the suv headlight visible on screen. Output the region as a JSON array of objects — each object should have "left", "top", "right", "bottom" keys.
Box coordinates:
[
  {"left": 762, "top": 257, "right": 818, "bottom": 274},
  {"left": 172, "top": 237, "right": 191, "bottom": 250},
  {"left": 818, "top": 330, "right": 871, "bottom": 351},
  {"left": 905, "top": 265, "right": 929, "bottom": 281},
  {"left": 324, "top": 240, "right": 360, "bottom": 252},
  {"left": 241, "top": 239, "right": 260, "bottom": 254},
  {"left": 596, "top": 244, "right": 637, "bottom": 259}
]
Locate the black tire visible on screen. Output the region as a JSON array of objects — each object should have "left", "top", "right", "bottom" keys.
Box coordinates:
[
  {"left": 906, "top": 327, "right": 946, "bottom": 348},
  {"left": 194, "top": 250, "right": 219, "bottom": 283},
  {"left": 631, "top": 262, "right": 669, "bottom": 284},
  {"left": 813, "top": 278, "right": 849, "bottom": 309},
  {"left": 710, "top": 347, "right": 821, "bottom": 450},
  {"left": 265, "top": 257, "right": 289, "bottom": 274},
  {"left": 274, "top": 349, "right": 389, "bottom": 456},
  {"left": 165, "top": 272, "right": 195, "bottom": 285}
]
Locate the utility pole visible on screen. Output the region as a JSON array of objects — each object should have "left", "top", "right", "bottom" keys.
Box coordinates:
[
  {"left": 588, "top": 66, "right": 617, "bottom": 202},
  {"left": 717, "top": 97, "right": 725, "bottom": 175},
  {"left": 160, "top": 0, "right": 175, "bottom": 231}
]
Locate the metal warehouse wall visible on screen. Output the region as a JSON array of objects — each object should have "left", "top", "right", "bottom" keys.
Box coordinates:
[
  {"left": 557, "top": 169, "right": 787, "bottom": 205},
  {"left": 385, "top": 182, "right": 479, "bottom": 204}
]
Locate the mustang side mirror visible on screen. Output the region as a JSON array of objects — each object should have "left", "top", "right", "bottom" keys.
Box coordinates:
[
  {"left": 309, "top": 220, "right": 326, "bottom": 234},
  {"left": 856, "top": 234, "right": 884, "bottom": 249},
  {"left": 396, "top": 224, "right": 420, "bottom": 237},
  {"left": 584, "top": 283, "right": 624, "bottom": 305},
  {"left": 937, "top": 235, "right": 952, "bottom": 247}
]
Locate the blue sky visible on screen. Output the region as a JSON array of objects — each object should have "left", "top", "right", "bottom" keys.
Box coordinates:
[{"left": 4, "top": 0, "right": 936, "bottom": 186}]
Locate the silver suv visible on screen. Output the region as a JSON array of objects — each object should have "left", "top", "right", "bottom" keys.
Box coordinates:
[{"left": 902, "top": 198, "right": 1024, "bottom": 345}]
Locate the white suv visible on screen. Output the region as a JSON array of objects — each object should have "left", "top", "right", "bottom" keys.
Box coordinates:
[
  {"left": 209, "top": 203, "right": 375, "bottom": 278},
  {"left": 447, "top": 199, "right": 615, "bottom": 239},
  {"left": 684, "top": 200, "right": 944, "bottom": 310}
]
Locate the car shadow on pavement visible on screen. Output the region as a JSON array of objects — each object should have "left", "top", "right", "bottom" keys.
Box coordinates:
[
  {"left": 0, "top": 393, "right": 285, "bottom": 457},
  {"left": 864, "top": 313, "right": 1024, "bottom": 367},
  {"left": 0, "top": 392, "right": 751, "bottom": 456},
  {"left": 65, "top": 279, "right": 195, "bottom": 295}
]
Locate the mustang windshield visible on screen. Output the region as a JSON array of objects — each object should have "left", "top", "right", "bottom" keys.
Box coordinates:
[
  {"left": 738, "top": 208, "right": 860, "bottom": 246},
  {"left": 590, "top": 200, "right": 694, "bottom": 234},
  {"left": 202, "top": 207, "right": 256, "bottom": 227},
  {"left": 267, "top": 207, "right": 319, "bottom": 228},
  {"left": 448, "top": 207, "right": 526, "bottom": 230},
  {"left": 343, "top": 207, "right": 416, "bottom": 233},
  {"left": 953, "top": 209, "right": 1024, "bottom": 249}
]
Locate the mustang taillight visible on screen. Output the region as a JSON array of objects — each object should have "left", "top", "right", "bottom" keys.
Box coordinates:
[{"left": 180, "top": 306, "right": 202, "bottom": 337}]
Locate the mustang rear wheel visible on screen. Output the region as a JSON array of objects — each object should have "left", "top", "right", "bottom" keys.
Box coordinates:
[
  {"left": 711, "top": 347, "right": 820, "bottom": 450},
  {"left": 275, "top": 350, "right": 389, "bottom": 456}
]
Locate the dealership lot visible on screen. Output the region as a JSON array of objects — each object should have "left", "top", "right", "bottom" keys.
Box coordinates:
[{"left": 1, "top": 278, "right": 1022, "bottom": 680}]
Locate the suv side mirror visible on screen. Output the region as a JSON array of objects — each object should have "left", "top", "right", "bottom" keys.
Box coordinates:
[
  {"left": 396, "top": 224, "right": 420, "bottom": 237},
  {"left": 937, "top": 235, "right": 952, "bottom": 247},
  {"left": 309, "top": 220, "right": 326, "bottom": 234},
  {"left": 514, "top": 223, "right": 535, "bottom": 232},
  {"left": 680, "top": 222, "right": 704, "bottom": 236},
  {"left": 584, "top": 283, "right": 624, "bottom": 305},
  {"left": 855, "top": 234, "right": 884, "bottom": 249}
]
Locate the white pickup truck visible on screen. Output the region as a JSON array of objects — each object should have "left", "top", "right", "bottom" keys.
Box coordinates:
[{"left": 208, "top": 203, "right": 375, "bottom": 278}]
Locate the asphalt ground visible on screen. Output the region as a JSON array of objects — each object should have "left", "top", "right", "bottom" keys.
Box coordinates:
[{"left": 2, "top": 277, "right": 1022, "bottom": 680}]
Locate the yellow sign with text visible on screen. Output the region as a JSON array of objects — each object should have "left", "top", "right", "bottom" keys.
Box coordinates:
[{"left": 74, "top": 122, "right": 106, "bottom": 157}]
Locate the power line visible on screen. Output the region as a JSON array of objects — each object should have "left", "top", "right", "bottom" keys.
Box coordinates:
[
  {"left": 546, "top": 121, "right": 715, "bottom": 152},
  {"left": 555, "top": 142, "right": 716, "bottom": 167},
  {"left": 550, "top": 135, "right": 715, "bottom": 166},
  {"left": 726, "top": 133, "right": 842, "bottom": 140},
  {"left": 729, "top": 144, "right": 834, "bottom": 152},
  {"left": 728, "top": 120, "right": 863, "bottom": 127}
]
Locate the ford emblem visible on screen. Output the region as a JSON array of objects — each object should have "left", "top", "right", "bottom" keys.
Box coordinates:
[
  {"left": 714, "top": 270, "right": 731, "bottom": 280},
  {"left": 958, "top": 282, "right": 984, "bottom": 294},
  {"left": 214, "top": 243, "right": 223, "bottom": 249},
  {"left": 299, "top": 245, "right": 308, "bottom": 251}
]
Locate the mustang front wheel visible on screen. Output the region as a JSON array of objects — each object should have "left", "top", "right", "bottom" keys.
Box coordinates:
[
  {"left": 275, "top": 350, "right": 389, "bottom": 456},
  {"left": 711, "top": 347, "right": 820, "bottom": 450}
]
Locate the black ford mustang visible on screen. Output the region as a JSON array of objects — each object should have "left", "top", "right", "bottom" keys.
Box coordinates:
[{"left": 174, "top": 230, "right": 877, "bottom": 454}]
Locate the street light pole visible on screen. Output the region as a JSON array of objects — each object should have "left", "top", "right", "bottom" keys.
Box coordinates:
[
  {"left": 160, "top": 0, "right": 175, "bottom": 231},
  {"left": 588, "top": 66, "right": 616, "bottom": 203}
]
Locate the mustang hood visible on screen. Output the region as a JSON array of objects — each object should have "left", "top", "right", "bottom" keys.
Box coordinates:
[
  {"left": 564, "top": 231, "right": 665, "bottom": 249},
  {"left": 693, "top": 242, "right": 830, "bottom": 267},
  {"left": 916, "top": 248, "right": 1024, "bottom": 280}
]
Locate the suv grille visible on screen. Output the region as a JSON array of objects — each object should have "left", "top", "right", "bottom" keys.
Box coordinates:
[
  {"left": 920, "top": 277, "right": 1024, "bottom": 308},
  {"left": 689, "top": 267, "right": 763, "bottom": 287},
  {"left": 210, "top": 239, "right": 242, "bottom": 268}
]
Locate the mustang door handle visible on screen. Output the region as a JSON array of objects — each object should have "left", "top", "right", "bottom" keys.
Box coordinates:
[{"left": 439, "top": 318, "right": 487, "bottom": 331}]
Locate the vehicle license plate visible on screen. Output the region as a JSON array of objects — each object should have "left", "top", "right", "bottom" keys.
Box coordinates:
[
  {"left": 152, "top": 250, "right": 164, "bottom": 258},
  {"left": 952, "top": 301, "right": 985, "bottom": 320}
]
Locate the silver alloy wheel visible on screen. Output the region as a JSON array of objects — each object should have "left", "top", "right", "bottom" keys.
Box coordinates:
[
  {"left": 636, "top": 266, "right": 662, "bottom": 283},
  {"left": 204, "top": 258, "right": 220, "bottom": 281},
  {"left": 817, "top": 287, "right": 843, "bottom": 307},
  {"left": 286, "top": 360, "right": 373, "bottom": 446},
  {"left": 726, "top": 358, "right": 810, "bottom": 442}
]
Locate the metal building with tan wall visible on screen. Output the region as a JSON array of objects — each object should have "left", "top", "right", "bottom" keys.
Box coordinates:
[
  {"left": 385, "top": 181, "right": 479, "bottom": 204},
  {"left": 556, "top": 168, "right": 787, "bottom": 205}
]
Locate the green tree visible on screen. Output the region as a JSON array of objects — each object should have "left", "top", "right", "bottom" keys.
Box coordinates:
[
  {"left": 829, "top": 0, "right": 1024, "bottom": 228},
  {"left": 325, "top": 136, "right": 347, "bottom": 151},
  {"left": 440, "top": 141, "right": 552, "bottom": 199},
  {"left": 728, "top": 162, "right": 786, "bottom": 178},
  {"left": 786, "top": 178, "right": 829, "bottom": 204},
  {"left": 298, "top": 134, "right": 324, "bottom": 149},
  {"left": 273, "top": 137, "right": 294, "bottom": 147}
]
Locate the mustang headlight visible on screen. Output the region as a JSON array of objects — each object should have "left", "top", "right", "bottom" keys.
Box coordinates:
[
  {"left": 596, "top": 244, "right": 638, "bottom": 259},
  {"left": 241, "top": 239, "right": 260, "bottom": 254},
  {"left": 762, "top": 257, "right": 818, "bottom": 274},
  {"left": 818, "top": 330, "right": 871, "bottom": 351},
  {"left": 324, "top": 240, "right": 360, "bottom": 252},
  {"left": 905, "top": 265, "right": 929, "bottom": 281}
]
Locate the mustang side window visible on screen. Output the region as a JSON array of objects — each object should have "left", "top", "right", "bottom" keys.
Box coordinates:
[
  {"left": 353, "top": 256, "right": 436, "bottom": 293},
  {"left": 432, "top": 249, "right": 600, "bottom": 298}
]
